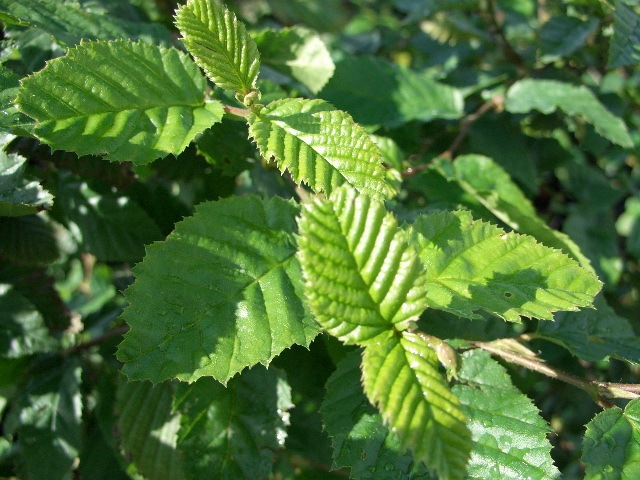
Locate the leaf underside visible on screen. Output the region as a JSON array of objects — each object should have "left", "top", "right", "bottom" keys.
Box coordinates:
[
  {"left": 249, "top": 98, "right": 395, "bottom": 200},
  {"left": 117, "top": 195, "right": 318, "bottom": 384},
  {"left": 17, "top": 40, "right": 223, "bottom": 164}
]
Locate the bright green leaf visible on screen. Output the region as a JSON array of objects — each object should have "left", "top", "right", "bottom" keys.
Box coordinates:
[
  {"left": 582, "top": 398, "right": 640, "bottom": 479},
  {"left": 117, "top": 195, "right": 318, "bottom": 384},
  {"left": 175, "top": 0, "right": 260, "bottom": 94},
  {"left": 174, "top": 366, "right": 292, "bottom": 480},
  {"left": 407, "top": 210, "right": 602, "bottom": 322},
  {"left": 255, "top": 27, "right": 335, "bottom": 94},
  {"left": 362, "top": 332, "right": 471, "bottom": 480},
  {"left": 505, "top": 79, "right": 633, "bottom": 148},
  {"left": 608, "top": 0, "right": 640, "bottom": 69},
  {"left": 322, "top": 350, "right": 431, "bottom": 479},
  {"left": 297, "top": 185, "right": 427, "bottom": 345},
  {"left": 0, "top": 152, "right": 53, "bottom": 217},
  {"left": 17, "top": 40, "right": 224, "bottom": 164},
  {"left": 453, "top": 350, "right": 560, "bottom": 479},
  {"left": 538, "top": 16, "right": 599, "bottom": 63},
  {"left": 249, "top": 98, "right": 395, "bottom": 199},
  {"left": 319, "top": 56, "right": 463, "bottom": 127},
  {"left": 116, "top": 379, "right": 185, "bottom": 480}
]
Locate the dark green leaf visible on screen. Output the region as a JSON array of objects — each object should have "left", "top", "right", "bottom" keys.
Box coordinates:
[
  {"left": 538, "top": 16, "right": 599, "bottom": 63},
  {"left": 266, "top": 0, "right": 349, "bottom": 32},
  {"left": 0, "top": 152, "right": 53, "bottom": 217},
  {"left": 0, "top": 215, "right": 59, "bottom": 266},
  {"left": 195, "top": 118, "right": 254, "bottom": 176},
  {"left": 608, "top": 0, "right": 640, "bottom": 69}
]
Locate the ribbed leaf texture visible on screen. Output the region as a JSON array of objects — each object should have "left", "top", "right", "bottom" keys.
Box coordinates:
[
  {"left": 407, "top": 210, "right": 602, "bottom": 322},
  {"left": 608, "top": 0, "right": 640, "bottom": 69},
  {"left": 362, "top": 332, "right": 471, "bottom": 480},
  {"left": 17, "top": 40, "right": 224, "bottom": 164},
  {"left": 175, "top": 0, "right": 260, "bottom": 93},
  {"left": 296, "top": 185, "right": 427, "bottom": 345},
  {"left": 453, "top": 350, "right": 560, "bottom": 479},
  {"left": 174, "top": 366, "right": 292, "bottom": 480},
  {"left": 0, "top": 152, "right": 53, "bottom": 217},
  {"left": 505, "top": 79, "right": 633, "bottom": 148},
  {"left": 322, "top": 350, "right": 431, "bottom": 479},
  {"left": 116, "top": 379, "right": 185, "bottom": 480},
  {"left": 250, "top": 98, "right": 395, "bottom": 199},
  {"left": 582, "top": 398, "right": 640, "bottom": 479},
  {"left": 117, "top": 196, "right": 318, "bottom": 384}
]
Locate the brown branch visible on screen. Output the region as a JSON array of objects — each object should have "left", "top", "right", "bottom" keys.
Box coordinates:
[{"left": 64, "top": 325, "right": 130, "bottom": 355}]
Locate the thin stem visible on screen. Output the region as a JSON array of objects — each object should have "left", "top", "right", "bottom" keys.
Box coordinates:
[
  {"left": 223, "top": 105, "right": 251, "bottom": 118},
  {"left": 64, "top": 325, "right": 130, "bottom": 355}
]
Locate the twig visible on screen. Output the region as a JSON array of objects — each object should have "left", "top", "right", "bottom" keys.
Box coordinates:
[
  {"left": 223, "top": 105, "right": 251, "bottom": 118},
  {"left": 64, "top": 325, "right": 130, "bottom": 355}
]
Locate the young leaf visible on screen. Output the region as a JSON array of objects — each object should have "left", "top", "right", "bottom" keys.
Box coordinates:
[
  {"left": 117, "top": 196, "right": 318, "bottom": 384},
  {"left": 249, "top": 98, "right": 395, "bottom": 199},
  {"left": 0, "top": 152, "right": 53, "bottom": 217},
  {"left": 116, "top": 379, "right": 185, "bottom": 480},
  {"left": 582, "top": 398, "right": 640, "bottom": 479},
  {"left": 362, "top": 332, "right": 471, "bottom": 480},
  {"left": 407, "top": 210, "right": 602, "bottom": 322},
  {"left": 296, "top": 185, "right": 427, "bottom": 346},
  {"left": 174, "top": 366, "right": 292, "bottom": 480},
  {"left": 17, "top": 40, "right": 224, "bottom": 164},
  {"left": 175, "top": 0, "right": 260, "bottom": 94},
  {"left": 453, "top": 350, "right": 560, "bottom": 479},
  {"left": 608, "top": 0, "right": 640, "bottom": 69},
  {"left": 505, "top": 79, "right": 633, "bottom": 148},
  {"left": 322, "top": 350, "right": 431, "bottom": 479}
]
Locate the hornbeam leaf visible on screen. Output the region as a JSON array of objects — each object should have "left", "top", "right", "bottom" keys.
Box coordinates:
[
  {"left": 582, "top": 398, "right": 640, "bottom": 479},
  {"left": 453, "top": 350, "right": 560, "bottom": 479},
  {"left": 296, "top": 185, "right": 427, "bottom": 346},
  {"left": 175, "top": 0, "right": 260, "bottom": 94},
  {"left": 505, "top": 79, "right": 633, "bottom": 148},
  {"left": 407, "top": 210, "right": 602, "bottom": 322},
  {"left": 362, "top": 332, "right": 471, "bottom": 480},
  {"left": 117, "top": 195, "right": 318, "bottom": 384},
  {"left": 0, "top": 152, "right": 53, "bottom": 217},
  {"left": 17, "top": 40, "right": 224, "bottom": 164},
  {"left": 608, "top": 0, "right": 640, "bottom": 69},
  {"left": 249, "top": 98, "right": 395, "bottom": 200}
]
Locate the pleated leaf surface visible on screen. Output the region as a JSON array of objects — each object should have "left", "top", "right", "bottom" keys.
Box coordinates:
[
  {"left": 608, "top": 0, "right": 640, "bottom": 69},
  {"left": 362, "top": 332, "right": 471, "bottom": 480},
  {"left": 250, "top": 98, "right": 395, "bottom": 200},
  {"left": 407, "top": 210, "right": 602, "bottom": 322},
  {"left": 117, "top": 195, "right": 318, "bottom": 384},
  {"left": 17, "top": 40, "right": 224, "bottom": 164},
  {"left": 296, "top": 185, "right": 427, "bottom": 345},
  {"left": 175, "top": 0, "right": 260, "bottom": 93}
]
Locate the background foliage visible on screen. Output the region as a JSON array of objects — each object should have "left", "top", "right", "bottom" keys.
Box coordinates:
[{"left": 0, "top": 0, "right": 639, "bottom": 479}]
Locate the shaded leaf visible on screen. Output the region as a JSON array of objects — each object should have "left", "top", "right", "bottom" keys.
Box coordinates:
[
  {"left": 175, "top": 0, "right": 260, "bottom": 94},
  {"left": 582, "top": 398, "right": 640, "bottom": 479},
  {"left": 117, "top": 195, "right": 318, "bottom": 384},
  {"left": 266, "top": 0, "right": 349, "bottom": 32},
  {"left": 616, "top": 195, "right": 640, "bottom": 259},
  {"left": 453, "top": 350, "right": 560, "bottom": 479},
  {"left": 322, "top": 350, "right": 431, "bottom": 479},
  {"left": 195, "top": 118, "right": 254, "bottom": 176},
  {"left": 174, "top": 366, "right": 292, "bottom": 480},
  {"left": 505, "top": 79, "right": 633, "bottom": 148},
  {"left": 116, "top": 379, "right": 185, "bottom": 480},
  {"left": 362, "top": 332, "right": 471, "bottom": 480},
  {"left": 0, "top": 215, "right": 59, "bottom": 266},
  {"left": 249, "top": 98, "right": 395, "bottom": 199},
  {"left": 17, "top": 40, "right": 224, "bottom": 164},
  {"left": 0, "top": 152, "right": 53, "bottom": 217},
  {"left": 297, "top": 185, "right": 427, "bottom": 346},
  {"left": 608, "top": 0, "right": 640, "bottom": 69},
  {"left": 407, "top": 210, "right": 602, "bottom": 322},
  {"left": 538, "top": 16, "right": 599, "bottom": 63},
  {"left": 0, "top": 64, "right": 32, "bottom": 133},
  {"left": 319, "top": 56, "right": 463, "bottom": 127}
]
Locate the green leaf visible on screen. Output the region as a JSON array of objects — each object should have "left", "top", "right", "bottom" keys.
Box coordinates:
[
  {"left": 266, "top": 0, "right": 349, "bottom": 32},
  {"left": 5, "top": 357, "right": 82, "bottom": 480},
  {"left": 195, "top": 118, "right": 254, "bottom": 176},
  {"left": 407, "top": 209, "right": 602, "bottom": 322},
  {"left": 174, "top": 366, "right": 292, "bottom": 480},
  {"left": 0, "top": 64, "right": 32, "bottom": 134},
  {"left": 617, "top": 195, "right": 640, "bottom": 259},
  {"left": 0, "top": 215, "right": 59, "bottom": 266},
  {"left": 254, "top": 27, "right": 335, "bottom": 94},
  {"left": 0, "top": 285, "right": 56, "bottom": 358},
  {"left": 175, "top": 0, "right": 260, "bottom": 94},
  {"left": 433, "top": 155, "right": 596, "bottom": 273},
  {"left": 297, "top": 185, "right": 427, "bottom": 345},
  {"left": 582, "top": 398, "right": 640, "bottom": 479},
  {"left": 0, "top": 0, "right": 172, "bottom": 47},
  {"left": 319, "top": 56, "right": 463, "bottom": 127},
  {"left": 116, "top": 379, "right": 185, "bottom": 480},
  {"left": 538, "top": 16, "right": 599, "bottom": 63},
  {"left": 362, "top": 332, "right": 471, "bottom": 480},
  {"left": 453, "top": 350, "right": 560, "bottom": 479},
  {"left": 0, "top": 152, "right": 53, "bottom": 217},
  {"left": 249, "top": 98, "right": 395, "bottom": 199},
  {"left": 17, "top": 40, "right": 224, "bottom": 164},
  {"left": 608, "top": 0, "right": 640, "bottom": 69},
  {"left": 322, "top": 350, "right": 431, "bottom": 479},
  {"left": 505, "top": 79, "right": 633, "bottom": 148},
  {"left": 117, "top": 195, "right": 318, "bottom": 384}
]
